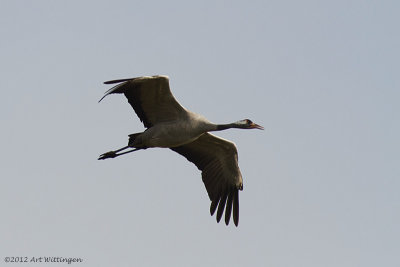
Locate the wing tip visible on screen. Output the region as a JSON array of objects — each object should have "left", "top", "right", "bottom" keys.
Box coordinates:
[
  {"left": 103, "top": 78, "right": 133, "bottom": 84},
  {"left": 98, "top": 94, "right": 107, "bottom": 103},
  {"left": 99, "top": 79, "right": 133, "bottom": 102},
  {"left": 104, "top": 75, "right": 169, "bottom": 84},
  {"left": 224, "top": 189, "right": 234, "bottom": 226},
  {"left": 233, "top": 189, "right": 239, "bottom": 226},
  {"left": 216, "top": 192, "right": 228, "bottom": 223},
  {"left": 210, "top": 199, "right": 218, "bottom": 216},
  {"left": 209, "top": 187, "right": 240, "bottom": 226}
]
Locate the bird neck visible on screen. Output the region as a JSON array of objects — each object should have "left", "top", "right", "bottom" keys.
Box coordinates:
[{"left": 215, "top": 123, "right": 242, "bottom": 131}]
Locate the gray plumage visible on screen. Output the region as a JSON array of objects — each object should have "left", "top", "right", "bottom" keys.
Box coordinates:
[{"left": 98, "top": 75, "right": 263, "bottom": 226}]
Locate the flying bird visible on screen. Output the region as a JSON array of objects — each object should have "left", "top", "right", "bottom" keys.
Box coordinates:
[{"left": 98, "top": 75, "right": 263, "bottom": 226}]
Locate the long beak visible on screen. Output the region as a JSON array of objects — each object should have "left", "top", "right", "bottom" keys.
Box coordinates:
[{"left": 250, "top": 123, "right": 264, "bottom": 130}]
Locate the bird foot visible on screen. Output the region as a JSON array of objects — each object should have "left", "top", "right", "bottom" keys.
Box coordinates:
[{"left": 98, "top": 151, "right": 117, "bottom": 160}]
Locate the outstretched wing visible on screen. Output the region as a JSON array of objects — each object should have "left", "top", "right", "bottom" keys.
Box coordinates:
[
  {"left": 171, "top": 133, "right": 243, "bottom": 226},
  {"left": 99, "top": 75, "right": 186, "bottom": 128}
]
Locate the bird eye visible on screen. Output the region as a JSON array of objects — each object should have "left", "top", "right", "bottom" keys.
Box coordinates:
[{"left": 246, "top": 119, "right": 253, "bottom": 124}]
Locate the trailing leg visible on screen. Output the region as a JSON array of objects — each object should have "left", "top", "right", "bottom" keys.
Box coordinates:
[
  {"left": 98, "top": 146, "right": 143, "bottom": 160},
  {"left": 98, "top": 132, "right": 147, "bottom": 160}
]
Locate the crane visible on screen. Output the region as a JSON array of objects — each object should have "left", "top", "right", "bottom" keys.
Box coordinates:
[{"left": 98, "top": 75, "right": 263, "bottom": 226}]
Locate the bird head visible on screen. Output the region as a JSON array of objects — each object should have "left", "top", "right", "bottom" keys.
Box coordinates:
[{"left": 237, "top": 119, "right": 264, "bottom": 130}]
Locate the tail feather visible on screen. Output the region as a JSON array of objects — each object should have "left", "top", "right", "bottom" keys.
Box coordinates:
[{"left": 128, "top": 133, "right": 142, "bottom": 147}]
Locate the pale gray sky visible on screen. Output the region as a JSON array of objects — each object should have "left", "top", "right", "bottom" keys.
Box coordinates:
[{"left": 1, "top": 1, "right": 399, "bottom": 266}]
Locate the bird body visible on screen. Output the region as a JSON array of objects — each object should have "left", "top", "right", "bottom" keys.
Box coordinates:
[
  {"left": 98, "top": 75, "right": 263, "bottom": 226},
  {"left": 134, "top": 114, "right": 216, "bottom": 148}
]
